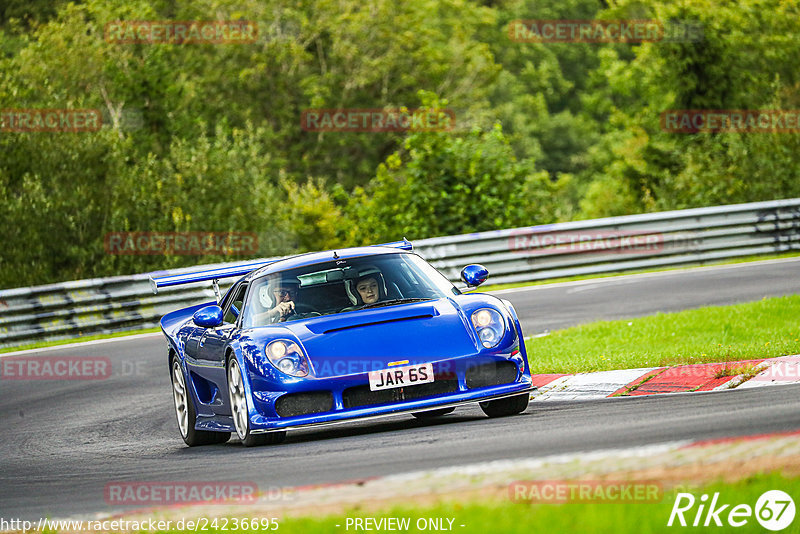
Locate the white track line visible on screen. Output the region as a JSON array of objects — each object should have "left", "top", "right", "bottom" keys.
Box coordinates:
[
  {"left": 489, "top": 256, "right": 800, "bottom": 295},
  {"left": 0, "top": 332, "right": 162, "bottom": 357}
]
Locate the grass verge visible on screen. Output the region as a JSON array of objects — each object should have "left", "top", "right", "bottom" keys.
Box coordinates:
[
  {"left": 168, "top": 472, "right": 799, "bottom": 534},
  {"left": 0, "top": 327, "right": 160, "bottom": 354},
  {"left": 525, "top": 294, "right": 800, "bottom": 374}
]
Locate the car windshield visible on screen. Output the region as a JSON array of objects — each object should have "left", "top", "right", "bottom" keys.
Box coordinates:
[{"left": 241, "top": 253, "right": 457, "bottom": 327}]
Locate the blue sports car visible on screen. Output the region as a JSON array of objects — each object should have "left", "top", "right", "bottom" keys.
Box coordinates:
[{"left": 151, "top": 241, "right": 533, "bottom": 447}]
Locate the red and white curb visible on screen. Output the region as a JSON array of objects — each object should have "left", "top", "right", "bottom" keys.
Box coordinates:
[
  {"left": 737, "top": 355, "right": 800, "bottom": 389},
  {"left": 530, "top": 354, "right": 800, "bottom": 401}
]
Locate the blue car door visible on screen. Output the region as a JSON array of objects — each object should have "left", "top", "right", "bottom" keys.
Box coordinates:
[{"left": 190, "top": 282, "right": 247, "bottom": 410}]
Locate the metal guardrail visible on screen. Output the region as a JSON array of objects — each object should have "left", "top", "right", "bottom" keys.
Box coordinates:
[
  {"left": 2, "top": 198, "right": 799, "bottom": 348},
  {"left": 416, "top": 198, "right": 800, "bottom": 285}
]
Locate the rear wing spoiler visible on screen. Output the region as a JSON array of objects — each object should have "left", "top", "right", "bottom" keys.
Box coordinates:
[
  {"left": 148, "top": 239, "right": 412, "bottom": 294},
  {"left": 149, "top": 259, "right": 277, "bottom": 295},
  {"left": 372, "top": 239, "right": 412, "bottom": 251}
]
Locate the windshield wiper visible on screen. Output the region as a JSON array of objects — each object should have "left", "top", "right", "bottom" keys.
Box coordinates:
[{"left": 360, "top": 298, "right": 431, "bottom": 309}]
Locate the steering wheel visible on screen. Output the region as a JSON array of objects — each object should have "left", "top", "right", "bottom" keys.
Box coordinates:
[
  {"left": 283, "top": 303, "right": 322, "bottom": 321},
  {"left": 294, "top": 311, "right": 322, "bottom": 319}
]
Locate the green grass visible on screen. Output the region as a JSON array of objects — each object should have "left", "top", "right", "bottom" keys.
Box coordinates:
[
  {"left": 714, "top": 363, "right": 763, "bottom": 379},
  {"left": 481, "top": 250, "right": 800, "bottom": 293},
  {"left": 525, "top": 295, "right": 800, "bottom": 374},
  {"left": 164, "top": 473, "right": 800, "bottom": 534},
  {"left": 0, "top": 326, "right": 160, "bottom": 354}
]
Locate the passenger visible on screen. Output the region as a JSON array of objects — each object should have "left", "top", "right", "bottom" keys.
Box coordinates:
[
  {"left": 356, "top": 275, "right": 380, "bottom": 304},
  {"left": 345, "top": 267, "right": 388, "bottom": 308}
]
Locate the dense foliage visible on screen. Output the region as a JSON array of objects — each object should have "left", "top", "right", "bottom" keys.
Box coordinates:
[{"left": 1, "top": 0, "right": 798, "bottom": 287}]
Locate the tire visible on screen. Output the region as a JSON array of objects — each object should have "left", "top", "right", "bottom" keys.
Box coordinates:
[
  {"left": 227, "top": 356, "right": 287, "bottom": 447},
  {"left": 171, "top": 356, "right": 231, "bottom": 446},
  {"left": 479, "top": 393, "right": 530, "bottom": 418},
  {"left": 411, "top": 407, "right": 455, "bottom": 419}
]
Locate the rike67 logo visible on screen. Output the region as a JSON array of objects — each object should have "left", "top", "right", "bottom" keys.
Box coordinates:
[{"left": 668, "top": 490, "right": 795, "bottom": 531}]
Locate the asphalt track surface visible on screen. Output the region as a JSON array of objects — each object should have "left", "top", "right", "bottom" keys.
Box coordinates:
[{"left": 2, "top": 258, "right": 800, "bottom": 520}]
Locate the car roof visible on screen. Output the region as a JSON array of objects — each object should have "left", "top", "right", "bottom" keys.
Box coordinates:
[{"left": 244, "top": 246, "right": 410, "bottom": 283}]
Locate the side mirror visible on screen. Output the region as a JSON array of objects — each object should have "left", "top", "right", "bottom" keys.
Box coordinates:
[
  {"left": 193, "top": 305, "right": 224, "bottom": 328},
  {"left": 461, "top": 264, "right": 489, "bottom": 288}
]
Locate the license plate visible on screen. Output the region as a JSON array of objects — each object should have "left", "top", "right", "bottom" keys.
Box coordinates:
[{"left": 368, "top": 363, "right": 434, "bottom": 391}]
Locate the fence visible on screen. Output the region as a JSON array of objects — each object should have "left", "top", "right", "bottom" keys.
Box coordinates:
[{"left": 2, "top": 198, "right": 799, "bottom": 348}]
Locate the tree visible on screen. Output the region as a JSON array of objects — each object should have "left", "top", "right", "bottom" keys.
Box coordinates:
[{"left": 349, "top": 117, "right": 564, "bottom": 243}]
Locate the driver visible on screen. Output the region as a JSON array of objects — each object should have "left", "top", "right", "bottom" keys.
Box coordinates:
[{"left": 258, "top": 276, "right": 301, "bottom": 323}]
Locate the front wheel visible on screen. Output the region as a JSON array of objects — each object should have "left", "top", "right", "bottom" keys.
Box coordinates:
[
  {"left": 479, "top": 393, "right": 530, "bottom": 418},
  {"left": 227, "top": 357, "right": 286, "bottom": 447},
  {"left": 171, "top": 356, "right": 230, "bottom": 446}
]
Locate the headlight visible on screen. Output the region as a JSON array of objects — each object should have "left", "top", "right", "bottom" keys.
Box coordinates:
[
  {"left": 265, "top": 340, "right": 309, "bottom": 377},
  {"left": 471, "top": 308, "right": 505, "bottom": 348}
]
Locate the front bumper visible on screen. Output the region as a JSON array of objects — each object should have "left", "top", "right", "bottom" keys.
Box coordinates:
[
  {"left": 251, "top": 384, "right": 534, "bottom": 433},
  {"left": 247, "top": 356, "right": 533, "bottom": 432}
]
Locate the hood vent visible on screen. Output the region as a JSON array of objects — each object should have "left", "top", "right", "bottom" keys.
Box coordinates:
[{"left": 323, "top": 313, "right": 434, "bottom": 334}]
